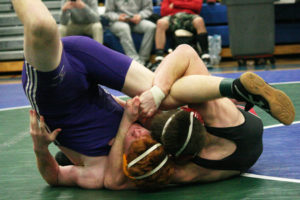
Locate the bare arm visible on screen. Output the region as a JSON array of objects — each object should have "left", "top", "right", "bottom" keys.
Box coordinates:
[
  {"left": 29, "top": 110, "right": 104, "bottom": 189},
  {"left": 140, "top": 44, "right": 209, "bottom": 116},
  {"left": 12, "top": 0, "right": 62, "bottom": 72},
  {"left": 34, "top": 147, "right": 104, "bottom": 188},
  {"left": 34, "top": 149, "right": 105, "bottom": 189},
  {"left": 104, "top": 98, "right": 140, "bottom": 190},
  {"left": 173, "top": 164, "right": 240, "bottom": 184}
]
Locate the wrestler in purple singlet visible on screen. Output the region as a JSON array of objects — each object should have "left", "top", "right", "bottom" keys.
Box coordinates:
[{"left": 22, "top": 36, "right": 133, "bottom": 156}]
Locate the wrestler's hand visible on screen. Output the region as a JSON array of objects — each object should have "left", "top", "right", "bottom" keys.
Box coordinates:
[
  {"left": 29, "top": 110, "right": 61, "bottom": 151},
  {"left": 124, "top": 96, "right": 140, "bottom": 123},
  {"left": 140, "top": 85, "right": 166, "bottom": 118},
  {"left": 139, "top": 89, "right": 158, "bottom": 118}
]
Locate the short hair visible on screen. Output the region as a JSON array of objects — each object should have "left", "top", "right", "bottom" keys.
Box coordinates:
[
  {"left": 124, "top": 136, "right": 174, "bottom": 190},
  {"left": 150, "top": 109, "right": 206, "bottom": 157},
  {"left": 123, "top": 109, "right": 206, "bottom": 190}
]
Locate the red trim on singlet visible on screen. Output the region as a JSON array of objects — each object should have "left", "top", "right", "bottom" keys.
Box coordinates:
[
  {"left": 181, "top": 105, "right": 258, "bottom": 124},
  {"left": 180, "top": 107, "right": 204, "bottom": 123}
]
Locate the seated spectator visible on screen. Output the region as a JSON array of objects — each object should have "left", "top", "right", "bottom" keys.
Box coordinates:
[
  {"left": 59, "top": 0, "right": 103, "bottom": 44},
  {"left": 151, "top": 0, "right": 211, "bottom": 70},
  {"left": 104, "top": 0, "right": 156, "bottom": 66}
]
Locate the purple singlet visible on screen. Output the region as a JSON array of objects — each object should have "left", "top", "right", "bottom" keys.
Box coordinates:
[{"left": 22, "top": 36, "right": 133, "bottom": 156}]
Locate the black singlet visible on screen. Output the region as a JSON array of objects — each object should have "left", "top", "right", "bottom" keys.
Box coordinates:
[{"left": 192, "top": 108, "right": 263, "bottom": 172}]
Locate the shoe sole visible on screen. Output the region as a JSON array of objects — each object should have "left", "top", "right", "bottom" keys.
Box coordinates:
[{"left": 240, "top": 72, "right": 295, "bottom": 125}]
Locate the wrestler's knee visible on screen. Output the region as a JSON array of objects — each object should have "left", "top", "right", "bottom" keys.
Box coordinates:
[{"left": 175, "top": 44, "right": 198, "bottom": 57}]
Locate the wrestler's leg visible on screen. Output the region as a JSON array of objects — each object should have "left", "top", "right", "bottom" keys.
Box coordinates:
[
  {"left": 121, "top": 60, "right": 154, "bottom": 97},
  {"left": 155, "top": 44, "right": 215, "bottom": 110},
  {"left": 156, "top": 45, "right": 294, "bottom": 126},
  {"left": 166, "top": 72, "right": 295, "bottom": 125},
  {"left": 154, "top": 44, "right": 210, "bottom": 97},
  {"left": 12, "top": 0, "right": 62, "bottom": 72},
  {"left": 142, "top": 44, "right": 242, "bottom": 127}
]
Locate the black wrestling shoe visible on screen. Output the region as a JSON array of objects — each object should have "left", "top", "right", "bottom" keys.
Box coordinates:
[
  {"left": 55, "top": 151, "right": 74, "bottom": 166},
  {"left": 233, "top": 72, "right": 295, "bottom": 125},
  {"left": 149, "top": 60, "right": 162, "bottom": 72},
  {"left": 201, "top": 53, "right": 212, "bottom": 69}
]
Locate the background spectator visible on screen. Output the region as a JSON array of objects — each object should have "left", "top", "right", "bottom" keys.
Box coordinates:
[
  {"left": 59, "top": 0, "right": 103, "bottom": 44},
  {"left": 104, "top": 0, "right": 156, "bottom": 66},
  {"left": 151, "top": 0, "right": 210, "bottom": 70}
]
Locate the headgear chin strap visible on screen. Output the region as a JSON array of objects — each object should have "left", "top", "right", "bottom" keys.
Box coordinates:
[{"left": 125, "top": 143, "right": 169, "bottom": 180}]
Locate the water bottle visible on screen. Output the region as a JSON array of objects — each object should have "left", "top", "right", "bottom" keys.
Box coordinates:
[
  {"left": 214, "top": 34, "right": 222, "bottom": 65},
  {"left": 208, "top": 35, "right": 214, "bottom": 63},
  {"left": 209, "top": 34, "right": 222, "bottom": 66}
]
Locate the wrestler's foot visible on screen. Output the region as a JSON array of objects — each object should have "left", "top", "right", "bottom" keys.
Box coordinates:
[{"left": 233, "top": 72, "right": 295, "bottom": 125}]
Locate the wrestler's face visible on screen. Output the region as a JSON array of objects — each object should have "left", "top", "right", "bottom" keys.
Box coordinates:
[{"left": 124, "top": 123, "right": 151, "bottom": 154}]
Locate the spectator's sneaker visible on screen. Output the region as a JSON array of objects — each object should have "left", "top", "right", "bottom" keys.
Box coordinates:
[
  {"left": 233, "top": 72, "right": 295, "bottom": 125},
  {"left": 149, "top": 56, "right": 163, "bottom": 72},
  {"left": 145, "top": 61, "right": 152, "bottom": 68},
  {"left": 55, "top": 151, "right": 74, "bottom": 166},
  {"left": 201, "top": 54, "right": 212, "bottom": 68},
  {"left": 149, "top": 60, "right": 161, "bottom": 72}
]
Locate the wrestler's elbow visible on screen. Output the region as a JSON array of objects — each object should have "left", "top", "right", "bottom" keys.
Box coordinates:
[
  {"left": 104, "top": 176, "right": 118, "bottom": 190},
  {"left": 42, "top": 175, "right": 60, "bottom": 187},
  {"left": 104, "top": 175, "right": 126, "bottom": 190},
  {"left": 46, "top": 180, "right": 59, "bottom": 187}
]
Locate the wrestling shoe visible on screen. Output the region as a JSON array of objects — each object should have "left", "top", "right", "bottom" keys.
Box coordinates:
[
  {"left": 55, "top": 151, "right": 74, "bottom": 166},
  {"left": 149, "top": 58, "right": 162, "bottom": 72},
  {"left": 233, "top": 72, "right": 295, "bottom": 125},
  {"left": 201, "top": 53, "right": 212, "bottom": 69}
]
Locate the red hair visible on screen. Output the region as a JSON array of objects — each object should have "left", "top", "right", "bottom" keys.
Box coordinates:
[{"left": 123, "top": 136, "right": 174, "bottom": 190}]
